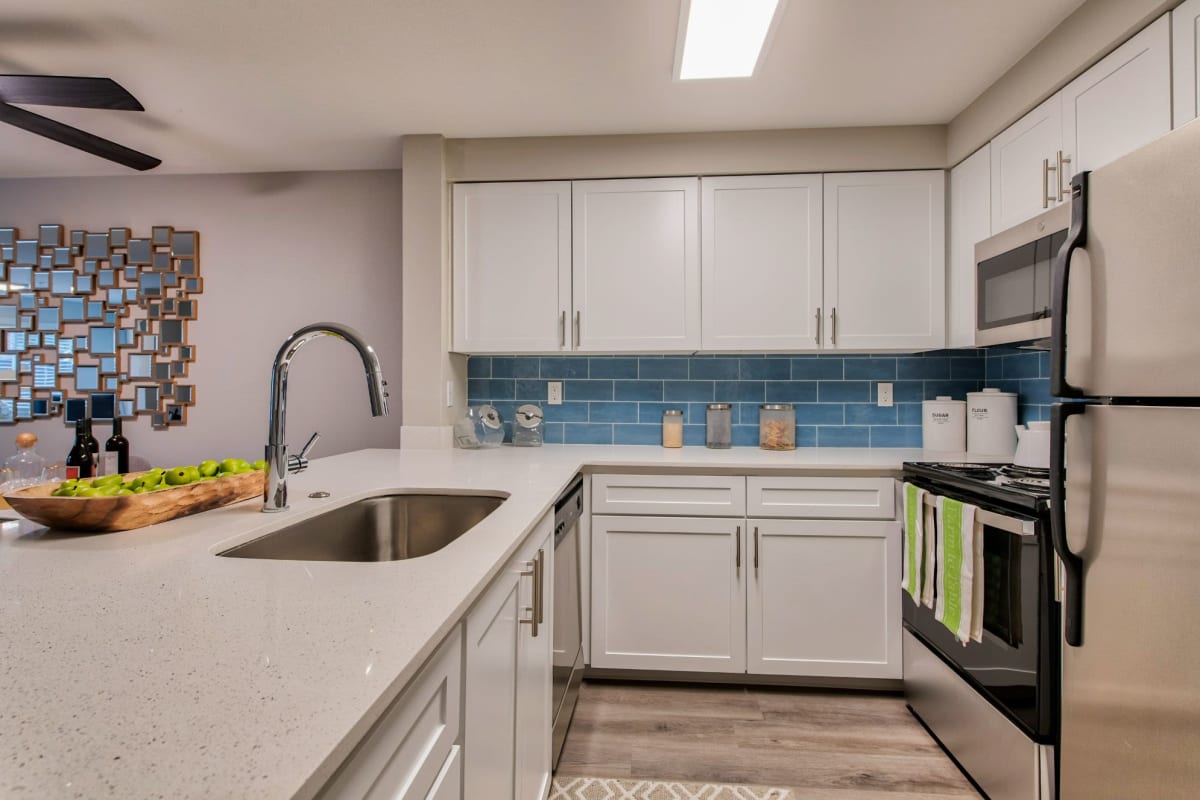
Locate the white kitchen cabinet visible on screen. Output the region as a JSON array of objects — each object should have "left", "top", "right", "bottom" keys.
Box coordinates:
[
  {"left": 822, "top": 171, "right": 946, "bottom": 351},
  {"left": 1061, "top": 14, "right": 1171, "bottom": 174},
  {"left": 948, "top": 145, "right": 991, "bottom": 348},
  {"left": 318, "top": 627, "right": 463, "bottom": 800},
  {"left": 590, "top": 514, "right": 745, "bottom": 672},
  {"left": 1173, "top": 0, "right": 1200, "bottom": 127},
  {"left": 571, "top": 178, "right": 700, "bottom": 351},
  {"left": 990, "top": 94, "right": 1063, "bottom": 232},
  {"left": 425, "top": 747, "right": 462, "bottom": 800},
  {"left": 590, "top": 473, "right": 746, "bottom": 517},
  {"left": 700, "top": 174, "right": 823, "bottom": 351},
  {"left": 452, "top": 181, "right": 572, "bottom": 353},
  {"left": 746, "top": 476, "right": 895, "bottom": 520},
  {"left": 464, "top": 513, "right": 553, "bottom": 800},
  {"left": 747, "top": 519, "right": 901, "bottom": 679},
  {"left": 515, "top": 526, "right": 553, "bottom": 800}
]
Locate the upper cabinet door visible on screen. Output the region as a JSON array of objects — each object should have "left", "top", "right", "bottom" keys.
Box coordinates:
[
  {"left": 572, "top": 178, "right": 700, "bottom": 352},
  {"left": 1062, "top": 14, "right": 1171, "bottom": 174},
  {"left": 1173, "top": 0, "right": 1200, "bottom": 127},
  {"left": 990, "top": 93, "right": 1063, "bottom": 232},
  {"left": 822, "top": 171, "right": 946, "bottom": 351},
  {"left": 700, "top": 175, "right": 823, "bottom": 351},
  {"left": 452, "top": 181, "right": 571, "bottom": 353},
  {"left": 948, "top": 145, "right": 991, "bottom": 349}
]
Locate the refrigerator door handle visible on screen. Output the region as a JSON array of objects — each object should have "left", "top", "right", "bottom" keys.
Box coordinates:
[
  {"left": 1051, "top": 402, "right": 1089, "bottom": 647},
  {"left": 1051, "top": 171, "right": 1089, "bottom": 399}
]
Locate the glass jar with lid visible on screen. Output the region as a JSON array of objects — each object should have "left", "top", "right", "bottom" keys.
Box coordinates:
[
  {"left": 705, "top": 403, "right": 732, "bottom": 449},
  {"left": 759, "top": 404, "right": 796, "bottom": 451},
  {"left": 661, "top": 408, "right": 684, "bottom": 448},
  {"left": 512, "top": 404, "right": 544, "bottom": 447}
]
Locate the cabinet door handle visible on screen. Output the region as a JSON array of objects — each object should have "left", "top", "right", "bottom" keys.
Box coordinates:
[
  {"left": 519, "top": 554, "right": 542, "bottom": 638},
  {"left": 754, "top": 526, "right": 760, "bottom": 574},
  {"left": 573, "top": 310, "right": 581, "bottom": 348},
  {"left": 535, "top": 549, "right": 545, "bottom": 626},
  {"left": 559, "top": 311, "right": 566, "bottom": 348},
  {"left": 830, "top": 308, "right": 838, "bottom": 347},
  {"left": 1057, "top": 150, "right": 1072, "bottom": 202},
  {"left": 735, "top": 525, "right": 741, "bottom": 573},
  {"left": 1043, "top": 157, "right": 1058, "bottom": 208},
  {"left": 815, "top": 307, "right": 822, "bottom": 346}
]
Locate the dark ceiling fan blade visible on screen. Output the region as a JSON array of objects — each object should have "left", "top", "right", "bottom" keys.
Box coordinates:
[
  {"left": 0, "top": 75, "right": 144, "bottom": 110},
  {"left": 0, "top": 102, "right": 160, "bottom": 170}
]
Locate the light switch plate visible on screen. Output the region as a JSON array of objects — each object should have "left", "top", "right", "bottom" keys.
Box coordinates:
[
  {"left": 877, "top": 383, "right": 893, "bottom": 407},
  {"left": 547, "top": 381, "right": 562, "bottom": 405}
]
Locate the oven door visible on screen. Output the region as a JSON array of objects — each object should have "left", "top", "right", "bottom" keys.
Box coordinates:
[{"left": 903, "top": 503, "right": 1058, "bottom": 741}]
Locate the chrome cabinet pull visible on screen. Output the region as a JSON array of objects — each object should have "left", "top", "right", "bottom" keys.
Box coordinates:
[
  {"left": 1056, "top": 150, "right": 1072, "bottom": 202},
  {"left": 519, "top": 552, "right": 543, "bottom": 637},
  {"left": 1043, "top": 157, "right": 1057, "bottom": 208},
  {"left": 815, "top": 307, "right": 822, "bottom": 346},
  {"left": 830, "top": 307, "right": 838, "bottom": 346},
  {"left": 535, "top": 549, "right": 545, "bottom": 625},
  {"left": 559, "top": 311, "right": 566, "bottom": 348},
  {"left": 754, "top": 526, "right": 760, "bottom": 574},
  {"left": 735, "top": 525, "right": 741, "bottom": 573},
  {"left": 573, "top": 310, "right": 581, "bottom": 348}
]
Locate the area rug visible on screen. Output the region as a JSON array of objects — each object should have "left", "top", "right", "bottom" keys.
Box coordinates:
[{"left": 549, "top": 776, "right": 794, "bottom": 800}]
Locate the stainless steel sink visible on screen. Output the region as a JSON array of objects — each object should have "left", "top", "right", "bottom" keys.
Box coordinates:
[{"left": 219, "top": 492, "right": 506, "bottom": 562}]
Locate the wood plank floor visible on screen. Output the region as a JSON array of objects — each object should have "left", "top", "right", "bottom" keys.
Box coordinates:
[{"left": 555, "top": 681, "right": 981, "bottom": 799}]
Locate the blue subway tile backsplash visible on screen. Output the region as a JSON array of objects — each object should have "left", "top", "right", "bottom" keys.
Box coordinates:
[{"left": 466, "top": 347, "right": 1056, "bottom": 447}]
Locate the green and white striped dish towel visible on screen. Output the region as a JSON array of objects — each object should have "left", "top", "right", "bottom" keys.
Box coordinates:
[
  {"left": 902, "top": 483, "right": 927, "bottom": 602},
  {"left": 935, "top": 496, "right": 983, "bottom": 644}
]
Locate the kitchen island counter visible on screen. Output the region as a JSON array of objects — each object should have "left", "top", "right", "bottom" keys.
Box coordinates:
[{"left": 0, "top": 445, "right": 937, "bottom": 799}]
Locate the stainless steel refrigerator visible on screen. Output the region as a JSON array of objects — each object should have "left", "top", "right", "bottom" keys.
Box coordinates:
[{"left": 1050, "top": 119, "right": 1200, "bottom": 799}]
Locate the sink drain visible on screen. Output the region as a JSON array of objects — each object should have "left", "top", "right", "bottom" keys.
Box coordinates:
[{"left": 308, "top": 491, "right": 331, "bottom": 499}]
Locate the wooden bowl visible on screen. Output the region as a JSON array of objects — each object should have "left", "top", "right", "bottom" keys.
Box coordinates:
[{"left": 3, "top": 469, "right": 266, "bottom": 533}]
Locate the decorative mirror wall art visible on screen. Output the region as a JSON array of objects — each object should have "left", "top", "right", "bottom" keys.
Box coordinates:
[{"left": 0, "top": 225, "right": 200, "bottom": 428}]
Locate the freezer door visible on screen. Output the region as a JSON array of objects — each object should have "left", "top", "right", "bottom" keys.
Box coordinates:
[
  {"left": 1059, "top": 404, "right": 1200, "bottom": 798},
  {"left": 1058, "top": 121, "right": 1200, "bottom": 397}
]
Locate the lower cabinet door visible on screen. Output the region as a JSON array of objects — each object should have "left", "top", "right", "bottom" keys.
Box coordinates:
[
  {"left": 515, "top": 526, "right": 554, "bottom": 800},
  {"left": 464, "top": 567, "right": 521, "bottom": 800},
  {"left": 591, "top": 515, "right": 746, "bottom": 672},
  {"left": 425, "top": 746, "right": 461, "bottom": 800},
  {"left": 747, "top": 519, "right": 901, "bottom": 679}
]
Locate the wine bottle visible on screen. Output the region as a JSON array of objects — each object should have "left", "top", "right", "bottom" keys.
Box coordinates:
[
  {"left": 83, "top": 418, "right": 101, "bottom": 475},
  {"left": 65, "top": 419, "right": 94, "bottom": 480},
  {"left": 104, "top": 418, "right": 129, "bottom": 475}
]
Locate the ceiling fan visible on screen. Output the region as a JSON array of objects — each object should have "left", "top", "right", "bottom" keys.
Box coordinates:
[{"left": 0, "top": 75, "right": 160, "bottom": 170}]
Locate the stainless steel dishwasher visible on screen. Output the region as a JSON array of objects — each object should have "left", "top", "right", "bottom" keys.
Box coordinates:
[{"left": 551, "top": 475, "right": 584, "bottom": 768}]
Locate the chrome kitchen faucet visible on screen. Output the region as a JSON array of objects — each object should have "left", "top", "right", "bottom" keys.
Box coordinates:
[{"left": 263, "top": 323, "right": 389, "bottom": 512}]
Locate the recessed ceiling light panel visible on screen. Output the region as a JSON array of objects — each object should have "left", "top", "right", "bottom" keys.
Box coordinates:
[{"left": 675, "top": 0, "right": 787, "bottom": 81}]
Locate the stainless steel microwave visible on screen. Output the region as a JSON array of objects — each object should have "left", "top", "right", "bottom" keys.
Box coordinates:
[{"left": 975, "top": 204, "right": 1070, "bottom": 347}]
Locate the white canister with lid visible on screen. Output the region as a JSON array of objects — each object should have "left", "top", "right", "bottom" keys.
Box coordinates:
[
  {"left": 967, "top": 388, "right": 1019, "bottom": 457},
  {"left": 922, "top": 396, "right": 966, "bottom": 452}
]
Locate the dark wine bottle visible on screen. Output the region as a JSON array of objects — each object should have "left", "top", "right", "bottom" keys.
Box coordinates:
[
  {"left": 105, "top": 418, "right": 130, "bottom": 475},
  {"left": 83, "top": 418, "right": 100, "bottom": 455},
  {"left": 65, "top": 419, "right": 94, "bottom": 480}
]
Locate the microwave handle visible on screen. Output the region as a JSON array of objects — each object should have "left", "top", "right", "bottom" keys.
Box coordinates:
[
  {"left": 1050, "top": 171, "right": 1089, "bottom": 399},
  {"left": 1051, "top": 402, "right": 1088, "bottom": 647}
]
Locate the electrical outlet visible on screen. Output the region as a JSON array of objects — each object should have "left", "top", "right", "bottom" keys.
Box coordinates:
[
  {"left": 877, "top": 382, "right": 893, "bottom": 408},
  {"left": 547, "top": 381, "right": 563, "bottom": 405}
]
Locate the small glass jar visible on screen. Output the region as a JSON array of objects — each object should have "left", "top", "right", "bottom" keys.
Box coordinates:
[
  {"left": 759, "top": 404, "right": 796, "bottom": 451},
  {"left": 661, "top": 408, "right": 684, "bottom": 448},
  {"left": 512, "top": 404, "right": 544, "bottom": 447},
  {"left": 705, "top": 403, "right": 732, "bottom": 449}
]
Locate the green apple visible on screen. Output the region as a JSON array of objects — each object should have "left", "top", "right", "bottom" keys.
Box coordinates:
[
  {"left": 198, "top": 460, "right": 219, "bottom": 478},
  {"left": 251, "top": 459, "right": 268, "bottom": 472},
  {"left": 164, "top": 466, "right": 200, "bottom": 486},
  {"left": 219, "top": 458, "right": 241, "bottom": 474},
  {"left": 92, "top": 474, "right": 124, "bottom": 488},
  {"left": 75, "top": 488, "right": 103, "bottom": 498}
]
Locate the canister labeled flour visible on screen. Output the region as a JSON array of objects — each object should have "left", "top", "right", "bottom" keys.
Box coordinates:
[
  {"left": 967, "top": 388, "right": 1018, "bottom": 457},
  {"left": 922, "top": 396, "right": 966, "bottom": 452}
]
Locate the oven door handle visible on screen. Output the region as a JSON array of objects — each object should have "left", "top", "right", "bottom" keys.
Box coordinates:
[{"left": 923, "top": 495, "right": 1035, "bottom": 536}]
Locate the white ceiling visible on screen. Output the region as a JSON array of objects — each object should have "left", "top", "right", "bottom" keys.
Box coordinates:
[{"left": 0, "top": 0, "right": 1086, "bottom": 177}]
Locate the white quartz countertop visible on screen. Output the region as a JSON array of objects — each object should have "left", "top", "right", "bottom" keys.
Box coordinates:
[{"left": 0, "top": 444, "right": 941, "bottom": 799}]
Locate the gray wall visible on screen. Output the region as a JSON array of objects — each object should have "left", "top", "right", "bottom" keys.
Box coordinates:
[{"left": 0, "top": 169, "right": 402, "bottom": 468}]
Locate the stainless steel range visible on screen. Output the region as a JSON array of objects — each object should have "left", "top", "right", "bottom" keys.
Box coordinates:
[{"left": 901, "top": 461, "right": 1059, "bottom": 800}]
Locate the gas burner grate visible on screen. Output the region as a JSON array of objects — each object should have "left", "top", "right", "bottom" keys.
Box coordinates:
[
  {"left": 1001, "top": 465, "right": 1051, "bottom": 479},
  {"left": 934, "top": 462, "right": 997, "bottom": 472},
  {"left": 1010, "top": 477, "right": 1051, "bottom": 490}
]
